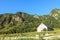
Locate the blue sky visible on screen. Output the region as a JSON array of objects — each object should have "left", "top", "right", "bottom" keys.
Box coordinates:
[{"left": 0, "top": 0, "right": 60, "bottom": 15}]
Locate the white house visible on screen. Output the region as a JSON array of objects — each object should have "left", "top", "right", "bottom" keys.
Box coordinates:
[{"left": 37, "top": 23, "right": 53, "bottom": 32}]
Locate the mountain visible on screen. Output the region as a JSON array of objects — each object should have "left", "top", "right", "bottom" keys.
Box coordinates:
[
  {"left": 0, "top": 8, "right": 60, "bottom": 34},
  {"left": 50, "top": 8, "right": 60, "bottom": 20},
  {"left": 50, "top": 8, "right": 60, "bottom": 27}
]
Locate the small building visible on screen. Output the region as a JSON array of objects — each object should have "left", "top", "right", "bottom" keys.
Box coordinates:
[{"left": 37, "top": 23, "right": 54, "bottom": 32}]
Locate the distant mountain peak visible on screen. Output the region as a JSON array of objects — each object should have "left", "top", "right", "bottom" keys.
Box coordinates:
[
  {"left": 50, "top": 8, "right": 60, "bottom": 14},
  {"left": 33, "top": 14, "right": 40, "bottom": 19},
  {"left": 50, "top": 8, "right": 60, "bottom": 20}
]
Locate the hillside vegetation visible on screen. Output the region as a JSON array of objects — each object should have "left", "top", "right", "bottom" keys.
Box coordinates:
[{"left": 0, "top": 8, "right": 60, "bottom": 34}]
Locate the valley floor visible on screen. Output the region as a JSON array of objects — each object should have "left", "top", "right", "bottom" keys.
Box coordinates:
[{"left": 0, "top": 31, "right": 60, "bottom": 40}]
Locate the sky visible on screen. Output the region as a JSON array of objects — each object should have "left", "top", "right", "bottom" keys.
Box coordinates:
[{"left": 0, "top": 0, "right": 60, "bottom": 15}]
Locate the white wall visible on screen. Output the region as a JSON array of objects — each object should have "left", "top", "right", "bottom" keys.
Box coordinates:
[{"left": 37, "top": 23, "right": 47, "bottom": 32}]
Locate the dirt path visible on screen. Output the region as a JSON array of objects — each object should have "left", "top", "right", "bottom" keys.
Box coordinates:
[{"left": 42, "top": 34, "right": 60, "bottom": 40}]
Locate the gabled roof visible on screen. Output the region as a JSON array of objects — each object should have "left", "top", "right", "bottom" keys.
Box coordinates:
[
  {"left": 37, "top": 23, "right": 54, "bottom": 30},
  {"left": 43, "top": 23, "right": 54, "bottom": 30},
  {"left": 37, "top": 23, "right": 54, "bottom": 32}
]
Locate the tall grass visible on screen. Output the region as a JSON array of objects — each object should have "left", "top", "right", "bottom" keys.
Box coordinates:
[{"left": 0, "top": 31, "right": 60, "bottom": 40}]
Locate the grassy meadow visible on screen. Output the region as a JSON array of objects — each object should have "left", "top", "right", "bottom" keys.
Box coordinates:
[{"left": 0, "top": 30, "right": 60, "bottom": 40}]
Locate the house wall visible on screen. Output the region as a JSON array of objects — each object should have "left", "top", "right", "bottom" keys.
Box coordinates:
[{"left": 37, "top": 23, "right": 47, "bottom": 32}]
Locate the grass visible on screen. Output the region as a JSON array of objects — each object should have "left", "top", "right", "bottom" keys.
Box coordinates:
[{"left": 0, "top": 30, "right": 60, "bottom": 40}]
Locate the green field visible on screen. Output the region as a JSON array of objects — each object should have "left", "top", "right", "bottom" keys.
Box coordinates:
[{"left": 0, "top": 31, "right": 60, "bottom": 40}]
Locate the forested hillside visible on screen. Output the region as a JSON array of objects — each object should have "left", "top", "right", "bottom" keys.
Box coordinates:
[{"left": 0, "top": 8, "right": 60, "bottom": 34}]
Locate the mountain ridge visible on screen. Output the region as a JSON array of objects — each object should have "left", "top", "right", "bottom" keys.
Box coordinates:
[{"left": 0, "top": 8, "right": 60, "bottom": 34}]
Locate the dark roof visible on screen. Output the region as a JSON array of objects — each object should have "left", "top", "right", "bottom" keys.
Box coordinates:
[{"left": 42, "top": 23, "right": 54, "bottom": 31}]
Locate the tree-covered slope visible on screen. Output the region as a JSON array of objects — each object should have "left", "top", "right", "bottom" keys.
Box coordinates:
[{"left": 0, "top": 8, "right": 60, "bottom": 34}]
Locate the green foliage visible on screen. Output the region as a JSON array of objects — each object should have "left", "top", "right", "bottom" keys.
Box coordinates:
[
  {"left": 0, "top": 8, "right": 60, "bottom": 34},
  {"left": 43, "top": 28, "right": 47, "bottom": 31}
]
